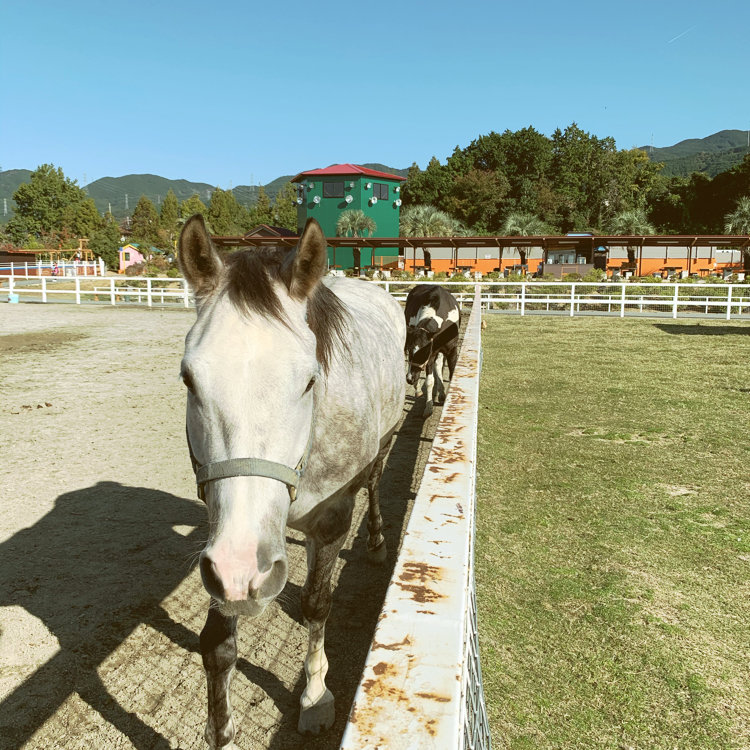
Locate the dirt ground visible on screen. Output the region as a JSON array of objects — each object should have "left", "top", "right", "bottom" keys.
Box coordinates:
[{"left": 0, "top": 303, "right": 444, "bottom": 750}]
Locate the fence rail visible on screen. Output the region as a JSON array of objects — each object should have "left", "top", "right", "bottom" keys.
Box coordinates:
[
  {"left": 376, "top": 280, "right": 750, "bottom": 321},
  {"left": 4, "top": 276, "right": 750, "bottom": 321},
  {"left": 2, "top": 276, "right": 191, "bottom": 307},
  {"left": 340, "top": 288, "right": 490, "bottom": 750},
  {"left": 0, "top": 259, "right": 105, "bottom": 277}
]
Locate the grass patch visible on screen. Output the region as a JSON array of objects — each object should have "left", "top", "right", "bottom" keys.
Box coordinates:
[{"left": 476, "top": 316, "right": 750, "bottom": 749}]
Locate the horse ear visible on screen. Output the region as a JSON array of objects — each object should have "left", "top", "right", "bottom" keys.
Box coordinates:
[
  {"left": 284, "top": 218, "right": 327, "bottom": 300},
  {"left": 178, "top": 214, "right": 223, "bottom": 298}
]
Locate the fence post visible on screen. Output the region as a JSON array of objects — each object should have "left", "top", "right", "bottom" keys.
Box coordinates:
[
  {"left": 75, "top": 276, "right": 81, "bottom": 304},
  {"left": 8, "top": 276, "right": 14, "bottom": 300},
  {"left": 672, "top": 284, "right": 679, "bottom": 319},
  {"left": 25, "top": 262, "right": 29, "bottom": 278},
  {"left": 726, "top": 284, "right": 733, "bottom": 321},
  {"left": 147, "top": 278, "right": 153, "bottom": 308},
  {"left": 521, "top": 283, "right": 526, "bottom": 316},
  {"left": 570, "top": 283, "right": 576, "bottom": 317},
  {"left": 42, "top": 276, "right": 47, "bottom": 303},
  {"left": 183, "top": 279, "right": 190, "bottom": 308},
  {"left": 620, "top": 283, "right": 626, "bottom": 318},
  {"left": 110, "top": 277, "right": 116, "bottom": 306}
]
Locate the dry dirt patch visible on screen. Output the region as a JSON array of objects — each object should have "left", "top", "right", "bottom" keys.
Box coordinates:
[{"left": 0, "top": 303, "right": 442, "bottom": 750}]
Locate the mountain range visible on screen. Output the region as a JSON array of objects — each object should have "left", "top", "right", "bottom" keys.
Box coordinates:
[
  {"left": 2, "top": 131, "right": 748, "bottom": 222},
  {"left": 0, "top": 164, "right": 409, "bottom": 222}
]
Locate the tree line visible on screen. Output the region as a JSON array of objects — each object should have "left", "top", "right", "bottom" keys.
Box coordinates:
[
  {"left": 401, "top": 123, "right": 750, "bottom": 237},
  {"left": 0, "top": 164, "right": 299, "bottom": 269}
]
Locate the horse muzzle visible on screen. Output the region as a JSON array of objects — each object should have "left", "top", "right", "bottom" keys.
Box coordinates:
[{"left": 199, "top": 546, "right": 288, "bottom": 615}]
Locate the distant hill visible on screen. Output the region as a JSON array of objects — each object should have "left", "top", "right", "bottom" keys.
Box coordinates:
[
  {"left": 640, "top": 129, "right": 750, "bottom": 177},
  {"left": 0, "top": 163, "right": 410, "bottom": 222}
]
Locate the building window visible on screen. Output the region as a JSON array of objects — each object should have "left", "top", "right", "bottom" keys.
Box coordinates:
[
  {"left": 373, "top": 183, "right": 389, "bottom": 200},
  {"left": 124, "top": 252, "right": 130, "bottom": 261},
  {"left": 323, "top": 181, "right": 345, "bottom": 198}
]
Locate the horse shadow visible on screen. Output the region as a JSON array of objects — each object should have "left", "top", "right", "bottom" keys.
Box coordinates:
[
  {"left": 263, "top": 394, "right": 433, "bottom": 749},
  {"left": 0, "top": 481, "right": 206, "bottom": 750}
]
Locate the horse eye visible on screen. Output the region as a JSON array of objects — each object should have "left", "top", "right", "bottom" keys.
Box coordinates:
[
  {"left": 304, "top": 377, "right": 315, "bottom": 394},
  {"left": 182, "top": 371, "right": 195, "bottom": 392}
]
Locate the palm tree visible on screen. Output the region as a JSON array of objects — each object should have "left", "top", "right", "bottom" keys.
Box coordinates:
[
  {"left": 335, "top": 209, "right": 376, "bottom": 238},
  {"left": 501, "top": 212, "right": 547, "bottom": 268},
  {"left": 724, "top": 197, "right": 750, "bottom": 271},
  {"left": 608, "top": 208, "right": 655, "bottom": 271},
  {"left": 399, "top": 205, "right": 467, "bottom": 272},
  {"left": 399, "top": 204, "right": 465, "bottom": 237}
]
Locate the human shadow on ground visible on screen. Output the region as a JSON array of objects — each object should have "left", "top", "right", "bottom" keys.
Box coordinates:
[
  {"left": 0, "top": 481, "right": 206, "bottom": 750},
  {"left": 654, "top": 323, "right": 750, "bottom": 336}
]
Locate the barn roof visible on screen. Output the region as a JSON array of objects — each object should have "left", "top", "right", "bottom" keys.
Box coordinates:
[{"left": 291, "top": 164, "right": 406, "bottom": 182}]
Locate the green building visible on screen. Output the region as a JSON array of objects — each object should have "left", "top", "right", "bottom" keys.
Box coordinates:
[{"left": 291, "top": 164, "right": 405, "bottom": 270}]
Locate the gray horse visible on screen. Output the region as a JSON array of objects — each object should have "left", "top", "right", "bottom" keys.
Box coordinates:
[{"left": 178, "top": 216, "right": 405, "bottom": 748}]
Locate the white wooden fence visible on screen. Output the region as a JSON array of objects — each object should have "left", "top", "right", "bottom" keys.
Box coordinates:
[
  {"left": 341, "top": 288, "right": 491, "bottom": 749},
  {"left": 0, "top": 259, "right": 105, "bottom": 277}
]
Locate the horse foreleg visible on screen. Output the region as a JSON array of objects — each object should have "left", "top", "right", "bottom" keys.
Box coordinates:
[
  {"left": 298, "top": 526, "right": 350, "bottom": 735},
  {"left": 366, "top": 444, "right": 389, "bottom": 564},
  {"left": 200, "top": 605, "right": 238, "bottom": 749}
]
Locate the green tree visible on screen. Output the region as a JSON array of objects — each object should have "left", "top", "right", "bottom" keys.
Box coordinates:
[
  {"left": 7, "top": 163, "right": 88, "bottom": 244},
  {"left": 160, "top": 189, "right": 180, "bottom": 246},
  {"left": 208, "top": 187, "right": 244, "bottom": 235},
  {"left": 272, "top": 182, "right": 299, "bottom": 232},
  {"left": 502, "top": 211, "right": 548, "bottom": 267},
  {"left": 180, "top": 193, "right": 208, "bottom": 220},
  {"left": 69, "top": 198, "right": 102, "bottom": 240},
  {"left": 336, "top": 209, "right": 376, "bottom": 238},
  {"left": 248, "top": 186, "right": 273, "bottom": 227},
  {"left": 724, "top": 196, "right": 750, "bottom": 270},
  {"left": 130, "top": 195, "right": 161, "bottom": 249},
  {"left": 609, "top": 208, "right": 655, "bottom": 267},
  {"left": 549, "top": 123, "right": 620, "bottom": 231},
  {"left": 400, "top": 204, "right": 466, "bottom": 236},
  {"left": 88, "top": 212, "right": 121, "bottom": 270},
  {"left": 401, "top": 157, "right": 453, "bottom": 208},
  {"left": 443, "top": 168, "right": 509, "bottom": 233}
]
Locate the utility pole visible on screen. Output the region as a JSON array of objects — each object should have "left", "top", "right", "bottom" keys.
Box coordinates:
[
  {"left": 3, "top": 198, "right": 7, "bottom": 216},
  {"left": 125, "top": 194, "right": 129, "bottom": 211}
]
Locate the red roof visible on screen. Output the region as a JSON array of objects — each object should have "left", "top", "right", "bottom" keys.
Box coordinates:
[{"left": 291, "top": 163, "right": 406, "bottom": 182}]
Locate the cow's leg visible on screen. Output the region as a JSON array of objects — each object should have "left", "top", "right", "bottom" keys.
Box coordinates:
[
  {"left": 298, "top": 495, "right": 354, "bottom": 735},
  {"left": 422, "top": 360, "right": 436, "bottom": 417},
  {"left": 446, "top": 344, "right": 458, "bottom": 381},
  {"left": 200, "top": 606, "right": 238, "bottom": 749},
  {"left": 366, "top": 443, "right": 389, "bottom": 563},
  {"left": 433, "top": 352, "right": 447, "bottom": 405}
]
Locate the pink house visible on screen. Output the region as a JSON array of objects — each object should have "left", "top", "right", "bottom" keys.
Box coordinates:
[{"left": 118, "top": 244, "right": 145, "bottom": 273}]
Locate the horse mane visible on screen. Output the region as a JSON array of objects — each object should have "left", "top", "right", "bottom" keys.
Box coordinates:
[{"left": 223, "top": 248, "right": 351, "bottom": 374}]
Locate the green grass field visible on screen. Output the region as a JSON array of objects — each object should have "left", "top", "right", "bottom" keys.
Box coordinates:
[{"left": 476, "top": 315, "right": 750, "bottom": 750}]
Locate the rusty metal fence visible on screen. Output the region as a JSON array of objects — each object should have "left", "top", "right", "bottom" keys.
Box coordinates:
[{"left": 340, "top": 288, "right": 491, "bottom": 749}]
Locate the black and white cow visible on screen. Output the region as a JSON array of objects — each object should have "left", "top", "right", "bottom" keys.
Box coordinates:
[{"left": 404, "top": 284, "right": 460, "bottom": 417}]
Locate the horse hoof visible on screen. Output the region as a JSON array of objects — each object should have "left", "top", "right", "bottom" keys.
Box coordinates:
[
  {"left": 298, "top": 689, "right": 335, "bottom": 735},
  {"left": 204, "top": 720, "right": 236, "bottom": 748},
  {"left": 367, "top": 540, "right": 387, "bottom": 564},
  {"left": 422, "top": 403, "right": 434, "bottom": 418}
]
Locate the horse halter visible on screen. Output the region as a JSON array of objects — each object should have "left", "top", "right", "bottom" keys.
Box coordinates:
[{"left": 187, "top": 401, "right": 316, "bottom": 504}]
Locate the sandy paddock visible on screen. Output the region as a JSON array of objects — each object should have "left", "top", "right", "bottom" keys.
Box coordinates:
[{"left": 0, "top": 303, "right": 440, "bottom": 750}]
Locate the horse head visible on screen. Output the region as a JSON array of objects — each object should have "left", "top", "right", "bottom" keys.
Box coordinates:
[{"left": 179, "top": 215, "right": 329, "bottom": 617}]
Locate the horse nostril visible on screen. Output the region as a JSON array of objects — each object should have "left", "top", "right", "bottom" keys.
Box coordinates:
[{"left": 199, "top": 553, "right": 225, "bottom": 601}]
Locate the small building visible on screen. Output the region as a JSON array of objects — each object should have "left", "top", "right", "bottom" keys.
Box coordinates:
[
  {"left": 291, "top": 164, "right": 405, "bottom": 270},
  {"left": 119, "top": 243, "right": 146, "bottom": 273}
]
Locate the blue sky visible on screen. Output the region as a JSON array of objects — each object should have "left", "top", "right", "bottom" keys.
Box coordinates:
[{"left": 2, "top": 0, "right": 748, "bottom": 188}]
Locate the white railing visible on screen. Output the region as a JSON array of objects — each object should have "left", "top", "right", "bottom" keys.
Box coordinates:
[
  {"left": 4, "top": 276, "right": 749, "bottom": 322},
  {"left": 2, "top": 276, "right": 191, "bottom": 307},
  {"left": 340, "top": 288, "right": 490, "bottom": 750},
  {"left": 376, "top": 280, "right": 750, "bottom": 321},
  {"left": 0, "top": 259, "right": 105, "bottom": 277}
]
